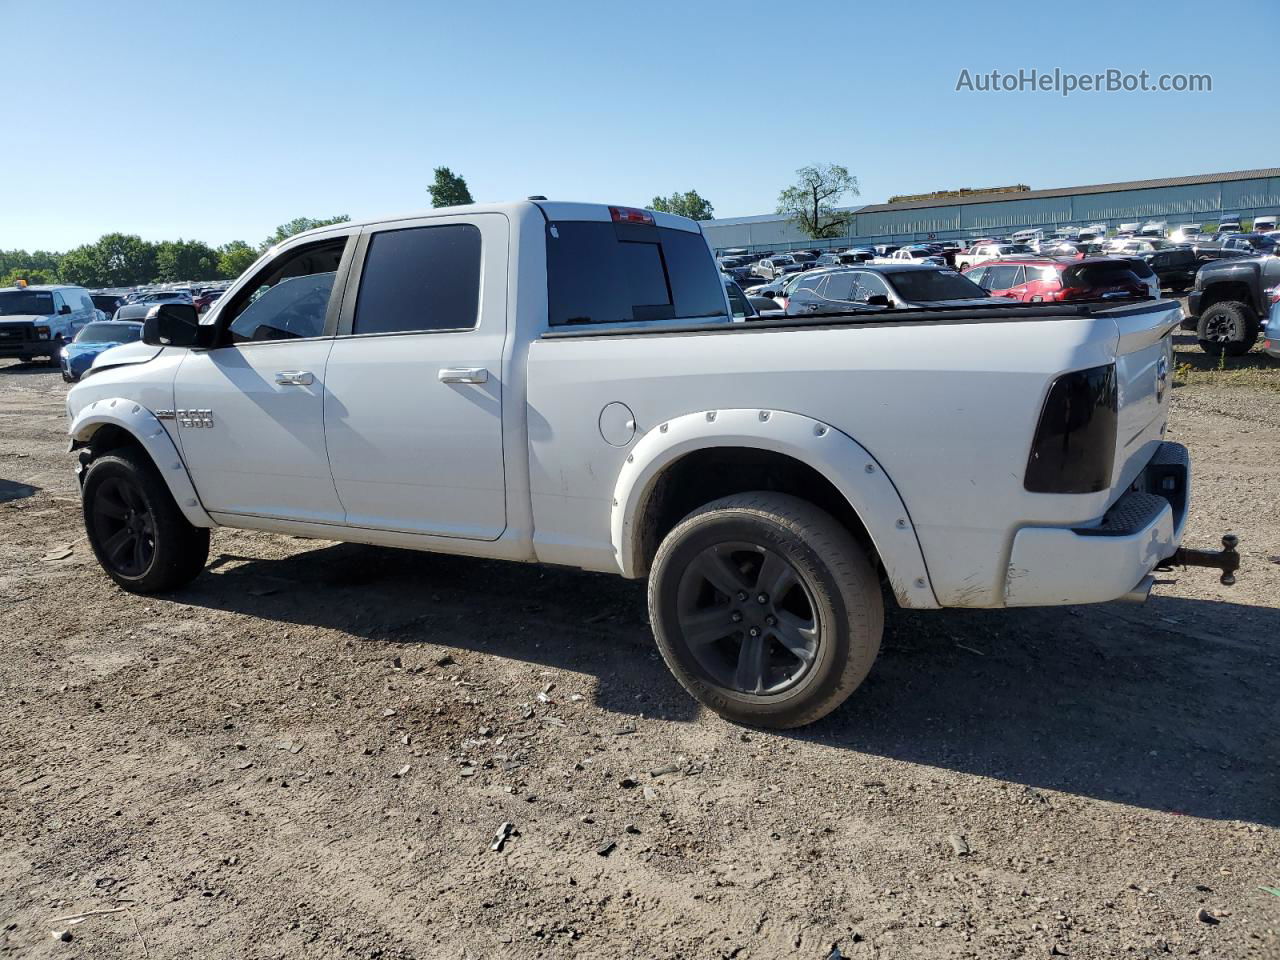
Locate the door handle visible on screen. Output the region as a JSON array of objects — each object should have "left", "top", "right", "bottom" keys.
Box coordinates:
[
  {"left": 275, "top": 370, "right": 314, "bottom": 385},
  {"left": 438, "top": 367, "right": 488, "bottom": 384}
]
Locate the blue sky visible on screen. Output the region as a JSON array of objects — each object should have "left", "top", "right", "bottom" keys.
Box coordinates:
[{"left": 4, "top": 0, "right": 1276, "bottom": 251}]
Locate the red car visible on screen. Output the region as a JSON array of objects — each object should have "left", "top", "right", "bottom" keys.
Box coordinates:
[
  {"left": 193, "top": 289, "right": 225, "bottom": 313},
  {"left": 962, "top": 257, "right": 1148, "bottom": 303}
]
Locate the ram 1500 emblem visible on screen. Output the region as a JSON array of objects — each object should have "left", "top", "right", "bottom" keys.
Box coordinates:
[{"left": 176, "top": 409, "right": 215, "bottom": 428}]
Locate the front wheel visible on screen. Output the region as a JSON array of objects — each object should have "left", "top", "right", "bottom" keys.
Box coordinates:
[
  {"left": 648, "top": 492, "right": 883, "bottom": 729},
  {"left": 1197, "top": 300, "right": 1258, "bottom": 356},
  {"left": 82, "top": 448, "right": 210, "bottom": 593}
]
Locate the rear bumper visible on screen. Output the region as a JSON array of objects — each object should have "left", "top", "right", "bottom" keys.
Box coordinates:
[{"left": 1004, "top": 442, "right": 1189, "bottom": 606}]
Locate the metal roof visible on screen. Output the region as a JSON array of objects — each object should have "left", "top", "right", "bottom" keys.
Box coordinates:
[{"left": 856, "top": 168, "right": 1280, "bottom": 214}]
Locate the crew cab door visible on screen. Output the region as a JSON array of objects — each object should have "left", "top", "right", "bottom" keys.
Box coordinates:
[
  {"left": 322, "top": 214, "right": 508, "bottom": 539},
  {"left": 172, "top": 232, "right": 354, "bottom": 523}
]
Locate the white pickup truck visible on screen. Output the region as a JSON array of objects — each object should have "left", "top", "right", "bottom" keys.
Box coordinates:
[{"left": 64, "top": 200, "right": 1235, "bottom": 729}]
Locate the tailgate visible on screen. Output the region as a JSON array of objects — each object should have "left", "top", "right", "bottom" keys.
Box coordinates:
[{"left": 1108, "top": 300, "right": 1181, "bottom": 493}]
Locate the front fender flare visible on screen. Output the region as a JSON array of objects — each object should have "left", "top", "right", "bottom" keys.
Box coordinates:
[
  {"left": 610, "top": 408, "right": 939, "bottom": 609},
  {"left": 69, "top": 398, "right": 214, "bottom": 528}
]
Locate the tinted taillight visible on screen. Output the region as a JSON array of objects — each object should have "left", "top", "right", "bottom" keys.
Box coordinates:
[{"left": 1025, "top": 364, "right": 1118, "bottom": 494}]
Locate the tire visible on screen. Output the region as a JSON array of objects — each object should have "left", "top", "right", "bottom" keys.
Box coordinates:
[
  {"left": 82, "top": 448, "right": 209, "bottom": 593},
  {"left": 647, "top": 492, "right": 883, "bottom": 729},
  {"left": 46, "top": 339, "right": 65, "bottom": 367},
  {"left": 1197, "top": 300, "right": 1259, "bottom": 357}
]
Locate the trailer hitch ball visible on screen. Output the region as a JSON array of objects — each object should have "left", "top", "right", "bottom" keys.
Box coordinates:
[{"left": 1159, "top": 533, "right": 1241, "bottom": 586}]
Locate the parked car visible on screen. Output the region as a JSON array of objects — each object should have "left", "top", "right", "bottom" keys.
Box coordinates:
[
  {"left": 786, "top": 264, "right": 1011, "bottom": 315},
  {"left": 1263, "top": 288, "right": 1280, "bottom": 359},
  {"left": 752, "top": 256, "right": 803, "bottom": 281},
  {"left": 954, "top": 243, "right": 1033, "bottom": 271},
  {"left": 1215, "top": 216, "right": 1242, "bottom": 234},
  {"left": 1077, "top": 224, "right": 1107, "bottom": 242},
  {"left": 0, "top": 283, "right": 99, "bottom": 366},
  {"left": 1221, "top": 233, "right": 1278, "bottom": 255},
  {"left": 90, "top": 293, "right": 124, "bottom": 319},
  {"left": 1187, "top": 250, "right": 1280, "bottom": 355},
  {"left": 1253, "top": 215, "right": 1277, "bottom": 234},
  {"left": 1112, "top": 257, "right": 1162, "bottom": 299},
  {"left": 59, "top": 320, "right": 145, "bottom": 382},
  {"left": 963, "top": 258, "right": 1149, "bottom": 303},
  {"left": 1137, "top": 246, "right": 1201, "bottom": 293},
  {"left": 64, "top": 198, "right": 1216, "bottom": 730},
  {"left": 194, "top": 289, "right": 226, "bottom": 314}
]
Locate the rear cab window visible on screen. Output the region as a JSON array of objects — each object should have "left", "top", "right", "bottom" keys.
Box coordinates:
[{"left": 546, "top": 217, "right": 727, "bottom": 327}]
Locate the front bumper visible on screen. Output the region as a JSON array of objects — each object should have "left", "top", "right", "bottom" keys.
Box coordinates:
[
  {"left": 0, "top": 341, "right": 56, "bottom": 359},
  {"left": 1004, "top": 442, "right": 1189, "bottom": 606}
]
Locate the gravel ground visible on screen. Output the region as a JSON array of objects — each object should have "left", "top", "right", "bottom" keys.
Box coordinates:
[{"left": 1, "top": 350, "right": 1277, "bottom": 960}]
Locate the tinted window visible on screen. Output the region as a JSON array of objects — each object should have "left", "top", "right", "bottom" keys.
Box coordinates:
[
  {"left": 223, "top": 238, "right": 346, "bottom": 344},
  {"left": 1068, "top": 263, "right": 1141, "bottom": 288},
  {"left": 792, "top": 275, "right": 824, "bottom": 294},
  {"left": 983, "top": 264, "right": 1022, "bottom": 289},
  {"left": 887, "top": 269, "right": 989, "bottom": 302},
  {"left": 725, "top": 282, "right": 752, "bottom": 319},
  {"left": 1028, "top": 265, "right": 1059, "bottom": 283},
  {"left": 822, "top": 273, "right": 856, "bottom": 301},
  {"left": 354, "top": 224, "right": 481, "bottom": 335},
  {"left": 854, "top": 273, "right": 891, "bottom": 301},
  {"left": 546, "top": 221, "right": 725, "bottom": 326},
  {"left": 965, "top": 266, "right": 987, "bottom": 286}
]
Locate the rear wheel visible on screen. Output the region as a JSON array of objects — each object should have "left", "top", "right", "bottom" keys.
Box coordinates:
[
  {"left": 648, "top": 492, "right": 883, "bottom": 729},
  {"left": 82, "top": 448, "right": 209, "bottom": 593},
  {"left": 1197, "top": 300, "right": 1258, "bottom": 356}
]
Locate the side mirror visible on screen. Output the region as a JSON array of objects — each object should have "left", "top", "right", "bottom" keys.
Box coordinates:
[
  {"left": 59, "top": 304, "right": 72, "bottom": 315},
  {"left": 866, "top": 294, "right": 892, "bottom": 308},
  {"left": 143, "top": 303, "right": 209, "bottom": 348}
]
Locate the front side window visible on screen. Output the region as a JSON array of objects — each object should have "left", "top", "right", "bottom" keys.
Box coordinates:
[
  {"left": 221, "top": 238, "right": 346, "bottom": 344},
  {"left": 353, "top": 224, "right": 482, "bottom": 335},
  {"left": 983, "top": 264, "right": 1022, "bottom": 289}
]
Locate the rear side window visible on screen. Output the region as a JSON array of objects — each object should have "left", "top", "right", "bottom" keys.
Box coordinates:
[
  {"left": 354, "top": 224, "right": 481, "bottom": 335},
  {"left": 546, "top": 221, "right": 725, "bottom": 325},
  {"left": 1068, "top": 263, "right": 1139, "bottom": 288}
]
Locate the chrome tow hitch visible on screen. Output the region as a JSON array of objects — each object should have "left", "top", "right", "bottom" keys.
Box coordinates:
[{"left": 1157, "top": 533, "right": 1241, "bottom": 586}]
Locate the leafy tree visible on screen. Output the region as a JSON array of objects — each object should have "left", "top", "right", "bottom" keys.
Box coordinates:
[
  {"left": 1, "top": 267, "right": 57, "bottom": 286},
  {"left": 58, "top": 234, "right": 157, "bottom": 287},
  {"left": 155, "top": 239, "right": 221, "bottom": 282},
  {"left": 217, "top": 240, "right": 259, "bottom": 279},
  {"left": 0, "top": 249, "right": 61, "bottom": 281},
  {"left": 427, "top": 166, "right": 474, "bottom": 208},
  {"left": 649, "top": 189, "right": 715, "bottom": 221},
  {"left": 261, "top": 215, "right": 350, "bottom": 251},
  {"left": 776, "top": 163, "right": 860, "bottom": 239}
]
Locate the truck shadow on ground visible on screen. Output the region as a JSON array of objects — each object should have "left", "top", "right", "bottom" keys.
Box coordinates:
[{"left": 182, "top": 540, "right": 1278, "bottom": 826}]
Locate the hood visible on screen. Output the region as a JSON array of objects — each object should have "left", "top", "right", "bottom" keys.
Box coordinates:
[
  {"left": 0, "top": 314, "right": 50, "bottom": 325},
  {"left": 65, "top": 337, "right": 133, "bottom": 356},
  {"left": 85, "top": 340, "right": 164, "bottom": 376}
]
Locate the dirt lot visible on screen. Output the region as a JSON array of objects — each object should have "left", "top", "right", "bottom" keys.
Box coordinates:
[{"left": 2, "top": 337, "right": 1278, "bottom": 960}]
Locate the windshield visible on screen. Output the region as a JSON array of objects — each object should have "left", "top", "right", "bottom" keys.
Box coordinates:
[
  {"left": 0, "top": 290, "right": 55, "bottom": 316},
  {"left": 1003, "top": 244, "right": 1033, "bottom": 254},
  {"left": 74, "top": 322, "right": 143, "bottom": 344},
  {"left": 888, "top": 269, "right": 990, "bottom": 302}
]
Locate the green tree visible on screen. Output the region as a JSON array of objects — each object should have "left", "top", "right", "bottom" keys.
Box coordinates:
[
  {"left": 1, "top": 267, "right": 57, "bottom": 286},
  {"left": 649, "top": 189, "right": 715, "bottom": 221},
  {"left": 0, "top": 249, "right": 61, "bottom": 281},
  {"left": 217, "top": 240, "right": 259, "bottom": 279},
  {"left": 155, "top": 239, "right": 221, "bottom": 282},
  {"left": 58, "top": 234, "right": 157, "bottom": 287},
  {"left": 427, "top": 166, "right": 474, "bottom": 208},
  {"left": 261, "top": 215, "right": 350, "bottom": 251},
  {"left": 776, "top": 163, "right": 860, "bottom": 239}
]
